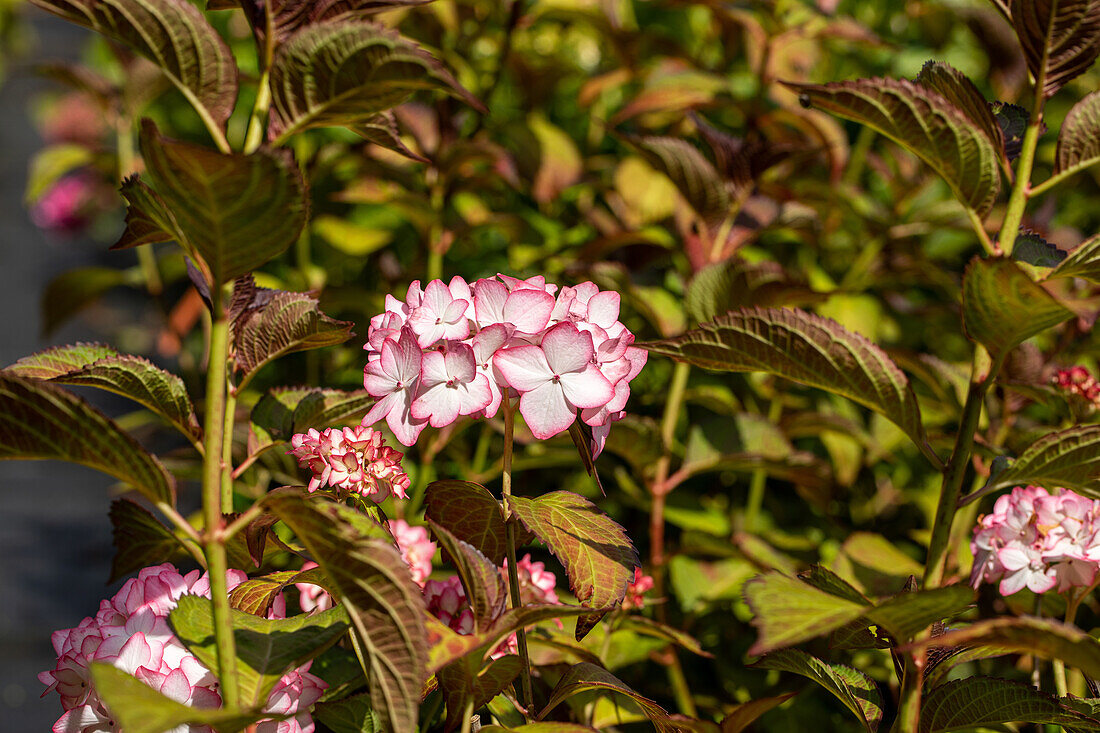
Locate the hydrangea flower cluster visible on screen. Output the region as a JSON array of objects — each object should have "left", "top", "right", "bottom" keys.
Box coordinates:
[
  {"left": 361, "top": 275, "right": 647, "bottom": 452},
  {"left": 1053, "top": 366, "right": 1100, "bottom": 411},
  {"left": 971, "top": 485, "right": 1100, "bottom": 596},
  {"left": 40, "top": 564, "right": 325, "bottom": 733},
  {"left": 622, "top": 568, "right": 655, "bottom": 610},
  {"left": 289, "top": 425, "right": 410, "bottom": 503}
]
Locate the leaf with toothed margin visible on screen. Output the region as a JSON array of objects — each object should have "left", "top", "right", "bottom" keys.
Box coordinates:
[
  {"left": 507, "top": 491, "right": 638, "bottom": 640},
  {"left": 208, "top": 0, "right": 436, "bottom": 43},
  {"left": 1013, "top": 232, "right": 1067, "bottom": 268},
  {"left": 750, "top": 648, "right": 882, "bottom": 732},
  {"left": 962, "top": 257, "right": 1073, "bottom": 362},
  {"left": 353, "top": 111, "right": 429, "bottom": 162},
  {"left": 90, "top": 663, "right": 269, "bottom": 733},
  {"left": 1009, "top": 0, "right": 1100, "bottom": 99},
  {"left": 8, "top": 343, "right": 200, "bottom": 439},
  {"left": 29, "top": 0, "right": 238, "bottom": 127},
  {"left": 920, "top": 676, "right": 1100, "bottom": 731},
  {"left": 982, "top": 424, "right": 1100, "bottom": 498},
  {"left": 1056, "top": 91, "right": 1100, "bottom": 181},
  {"left": 864, "top": 585, "right": 974, "bottom": 643},
  {"left": 641, "top": 307, "right": 937, "bottom": 466},
  {"left": 108, "top": 499, "right": 189, "bottom": 583},
  {"left": 113, "top": 120, "right": 308, "bottom": 288},
  {"left": 0, "top": 373, "right": 175, "bottom": 505},
  {"left": 537, "top": 663, "right": 678, "bottom": 732},
  {"left": 991, "top": 101, "right": 1030, "bottom": 161},
  {"left": 169, "top": 594, "right": 351, "bottom": 708},
  {"left": 1051, "top": 233, "right": 1100, "bottom": 284},
  {"left": 914, "top": 61, "right": 1005, "bottom": 164},
  {"left": 743, "top": 573, "right": 868, "bottom": 655},
  {"left": 786, "top": 77, "right": 1001, "bottom": 215},
  {"left": 438, "top": 655, "right": 524, "bottom": 732},
  {"left": 265, "top": 493, "right": 428, "bottom": 732},
  {"left": 423, "top": 480, "right": 532, "bottom": 565},
  {"left": 619, "top": 134, "right": 732, "bottom": 223},
  {"left": 267, "top": 20, "right": 484, "bottom": 144},
  {"left": 427, "top": 520, "right": 507, "bottom": 632},
  {"left": 232, "top": 290, "right": 354, "bottom": 384}
]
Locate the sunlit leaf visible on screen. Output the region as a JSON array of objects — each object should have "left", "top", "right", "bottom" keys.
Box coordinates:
[
  {"left": 642, "top": 307, "right": 936, "bottom": 464},
  {"left": 618, "top": 615, "right": 713, "bottom": 658},
  {"left": 29, "top": 0, "right": 238, "bottom": 127},
  {"left": 312, "top": 692, "right": 381, "bottom": 733},
  {"left": 228, "top": 569, "right": 299, "bottom": 617},
  {"left": 424, "top": 480, "right": 516, "bottom": 565},
  {"left": 438, "top": 655, "right": 523, "bottom": 732},
  {"left": 751, "top": 648, "right": 882, "bottom": 732},
  {"left": 1009, "top": 0, "right": 1100, "bottom": 98},
  {"left": 9, "top": 344, "right": 200, "bottom": 439},
  {"left": 0, "top": 373, "right": 175, "bottom": 504},
  {"left": 865, "top": 585, "right": 974, "bottom": 642},
  {"left": 427, "top": 520, "right": 507, "bottom": 632},
  {"left": 719, "top": 692, "right": 799, "bottom": 733},
  {"left": 508, "top": 491, "right": 639, "bottom": 640},
  {"left": 787, "top": 77, "right": 1001, "bottom": 215},
  {"left": 24, "top": 143, "right": 95, "bottom": 204},
  {"left": 268, "top": 20, "right": 483, "bottom": 143},
  {"left": 108, "top": 498, "right": 189, "bottom": 583},
  {"left": 987, "top": 425, "right": 1100, "bottom": 497},
  {"left": 90, "top": 663, "right": 267, "bottom": 733},
  {"left": 914, "top": 61, "right": 1005, "bottom": 163},
  {"left": 620, "top": 134, "right": 732, "bottom": 222},
  {"left": 1056, "top": 90, "right": 1100, "bottom": 180},
  {"left": 685, "top": 259, "right": 823, "bottom": 324},
  {"left": 266, "top": 493, "right": 428, "bottom": 732},
  {"left": 169, "top": 594, "right": 350, "bottom": 708},
  {"left": 743, "top": 573, "right": 869, "bottom": 655},
  {"left": 798, "top": 565, "right": 872, "bottom": 605},
  {"left": 529, "top": 112, "right": 582, "bottom": 203},
  {"left": 114, "top": 120, "right": 308, "bottom": 287},
  {"left": 1051, "top": 232, "right": 1100, "bottom": 283},
  {"left": 921, "top": 676, "right": 1100, "bottom": 731},
  {"left": 537, "top": 663, "right": 677, "bottom": 732},
  {"left": 962, "top": 257, "right": 1072, "bottom": 362}
]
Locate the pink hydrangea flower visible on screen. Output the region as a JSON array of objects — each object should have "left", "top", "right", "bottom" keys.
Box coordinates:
[
  {"left": 503, "top": 554, "right": 560, "bottom": 605},
  {"left": 423, "top": 576, "right": 474, "bottom": 635},
  {"left": 970, "top": 485, "right": 1100, "bottom": 596},
  {"left": 41, "top": 564, "right": 326, "bottom": 733},
  {"left": 1054, "top": 366, "right": 1100, "bottom": 412},
  {"left": 289, "top": 425, "right": 410, "bottom": 502},
  {"left": 388, "top": 519, "right": 436, "bottom": 585},
  {"left": 31, "top": 173, "right": 105, "bottom": 235},
  {"left": 294, "top": 561, "right": 333, "bottom": 615},
  {"left": 362, "top": 275, "right": 645, "bottom": 450},
  {"left": 622, "top": 568, "right": 654, "bottom": 610}
]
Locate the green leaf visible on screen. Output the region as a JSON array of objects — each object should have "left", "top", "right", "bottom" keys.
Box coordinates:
[
  {"left": 834, "top": 532, "right": 924, "bottom": 597},
  {"left": 232, "top": 290, "right": 354, "bottom": 384},
  {"left": 114, "top": 120, "right": 308, "bottom": 287},
  {"left": 248, "top": 387, "right": 372, "bottom": 458},
  {"left": 986, "top": 425, "right": 1100, "bottom": 497},
  {"left": 0, "top": 373, "right": 175, "bottom": 504},
  {"left": 313, "top": 215, "right": 394, "bottom": 257},
  {"left": 1009, "top": 0, "right": 1100, "bottom": 99},
  {"left": 266, "top": 493, "right": 428, "bottom": 732},
  {"left": 642, "top": 307, "right": 936, "bottom": 464},
  {"left": 424, "top": 480, "right": 516, "bottom": 565},
  {"left": 481, "top": 725, "right": 599, "bottom": 733},
  {"left": 508, "top": 491, "right": 639, "bottom": 640},
  {"left": 108, "top": 498, "right": 189, "bottom": 583},
  {"left": 439, "top": 655, "right": 524, "bottom": 732},
  {"left": 90, "top": 662, "right": 268, "bottom": 733},
  {"left": 24, "top": 143, "right": 95, "bottom": 204},
  {"left": 719, "top": 692, "right": 799, "bottom": 733},
  {"left": 40, "top": 267, "right": 133, "bottom": 336},
  {"left": 914, "top": 61, "right": 1005, "bottom": 163},
  {"left": 313, "top": 693, "right": 381, "bottom": 733},
  {"left": 788, "top": 76, "right": 1002, "bottom": 215},
  {"left": 228, "top": 569, "right": 299, "bottom": 616},
  {"left": 1057, "top": 90, "right": 1100, "bottom": 179},
  {"left": 169, "top": 594, "right": 351, "bottom": 708},
  {"left": 29, "top": 0, "right": 238, "bottom": 127},
  {"left": 1051, "top": 232, "right": 1100, "bottom": 283},
  {"left": 537, "top": 663, "right": 677, "bottom": 732},
  {"left": 798, "top": 565, "right": 872, "bottom": 605},
  {"left": 620, "top": 134, "right": 731, "bottom": 222},
  {"left": 9, "top": 344, "right": 200, "bottom": 439},
  {"left": 427, "top": 520, "right": 507, "bottom": 632},
  {"left": 234, "top": 0, "right": 436, "bottom": 43},
  {"left": 904, "top": 615, "right": 1100, "bottom": 679},
  {"left": 268, "top": 20, "right": 483, "bottom": 143},
  {"left": 617, "top": 615, "right": 713, "bottom": 658},
  {"left": 750, "top": 648, "right": 882, "bottom": 732},
  {"left": 962, "top": 257, "right": 1072, "bottom": 362},
  {"left": 920, "top": 676, "right": 1100, "bottom": 732},
  {"left": 743, "top": 573, "right": 869, "bottom": 655},
  {"left": 685, "top": 259, "right": 823, "bottom": 323},
  {"left": 1014, "top": 231, "right": 1068, "bottom": 267},
  {"left": 865, "top": 585, "right": 974, "bottom": 642}
]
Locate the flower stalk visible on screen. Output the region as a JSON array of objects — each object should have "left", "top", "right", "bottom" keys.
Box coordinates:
[{"left": 501, "top": 394, "right": 535, "bottom": 714}]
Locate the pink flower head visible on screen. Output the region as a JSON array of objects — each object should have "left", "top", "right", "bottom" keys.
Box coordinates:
[
  {"left": 362, "top": 327, "right": 428, "bottom": 446},
  {"left": 42, "top": 564, "right": 326, "bottom": 733},
  {"left": 622, "top": 568, "right": 654, "bottom": 610},
  {"left": 406, "top": 278, "right": 471, "bottom": 348},
  {"left": 493, "top": 322, "right": 615, "bottom": 439},
  {"left": 295, "top": 561, "right": 333, "bottom": 614},
  {"left": 423, "top": 576, "right": 474, "bottom": 635},
  {"left": 389, "top": 519, "right": 436, "bottom": 585},
  {"left": 503, "top": 554, "right": 561, "bottom": 605},
  {"left": 289, "top": 425, "right": 410, "bottom": 502},
  {"left": 1054, "top": 366, "right": 1100, "bottom": 412},
  {"left": 411, "top": 342, "right": 492, "bottom": 427},
  {"left": 472, "top": 277, "right": 555, "bottom": 335}
]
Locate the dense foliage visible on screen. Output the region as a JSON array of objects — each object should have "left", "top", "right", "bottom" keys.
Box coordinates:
[{"left": 11, "top": 0, "right": 1100, "bottom": 731}]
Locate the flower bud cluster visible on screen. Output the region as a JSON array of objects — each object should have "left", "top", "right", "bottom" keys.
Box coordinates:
[
  {"left": 622, "top": 568, "right": 655, "bottom": 610},
  {"left": 1053, "top": 366, "right": 1100, "bottom": 411},
  {"left": 289, "top": 425, "right": 410, "bottom": 503},
  {"left": 362, "top": 274, "right": 647, "bottom": 453},
  {"left": 971, "top": 485, "right": 1100, "bottom": 596},
  {"left": 40, "top": 564, "right": 325, "bottom": 733}
]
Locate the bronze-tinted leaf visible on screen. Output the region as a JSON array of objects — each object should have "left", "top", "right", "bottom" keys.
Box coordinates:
[
  {"left": 108, "top": 499, "right": 189, "bottom": 583},
  {"left": 1056, "top": 90, "right": 1100, "bottom": 175},
  {"left": 1009, "top": 0, "right": 1100, "bottom": 98},
  {"left": 536, "top": 663, "right": 677, "bottom": 732},
  {"left": 921, "top": 676, "right": 1100, "bottom": 731},
  {"left": 915, "top": 61, "right": 1005, "bottom": 164},
  {"left": 750, "top": 649, "right": 882, "bottom": 732},
  {"left": 987, "top": 424, "right": 1100, "bottom": 497},
  {"left": 427, "top": 520, "right": 507, "bottom": 632},
  {"left": 424, "top": 480, "right": 515, "bottom": 565},
  {"left": 620, "top": 134, "right": 731, "bottom": 223},
  {"left": 743, "top": 573, "right": 869, "bottom": 655},
  {"left": 1050, "top": 232, "right": 1100, "bottom": 283},
  {"left": 438, "top": 655, "right": 523, "bottom": 732}
]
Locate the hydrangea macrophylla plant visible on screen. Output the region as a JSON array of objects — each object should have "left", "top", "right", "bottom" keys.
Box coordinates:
[
  {"left": 361, "top": 274, "right": 647, "bottom": 449},
  {"left": 288, "top": 425, "right": 411, "bottom": 502},
  {"left": 971, "top": 485, "right": 1100, "bottom": 596},
  {"left": 41, "top": 564, "right": 324, "bottom": 733}
]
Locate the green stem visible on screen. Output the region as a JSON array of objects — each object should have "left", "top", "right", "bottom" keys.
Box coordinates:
[
  {"left": 666, "top": 652, "right": 698, "bottom": 718},
  {"left": 221, "top": 385, "right": 237, "bottom": 513},
  {"left": 459, "top": 694, "right": 476, "bottom": 733},
  {"left": 200, "top": 307, "right": 240, "bottom": 707},
  {"left": 243, "top": 4, "right": 275, "bottom": 154},
  {"left": 999, "top": 74, "right": 1047, "bottom": 257},
  {"left": 923, "top": 348, "right": 1001, "bottom": 589},
  {"left": 744, "top": 396, "right": 782, "bottom": 532},
  {"left": 1029, "top": 161, "right": 1098, "bottom": 198},
  {"left": 891, "top": 653, "right": 923, "bottom": 733},
  {"left": 501, "top": 395, "right": 535, "bottom": 715},
  {"left": 964, "top": 206, "right": 996, "bottom": 257}
]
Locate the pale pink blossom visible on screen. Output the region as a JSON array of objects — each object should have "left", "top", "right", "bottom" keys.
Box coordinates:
[
  {"left": 472, "top": 278, "right": 555, "bottom": 334},
  {"left": 294, "top": 562, "right": 333, "bottom": 614},
  {"left": 407, "top": 278, "right": 471, "bottom": 347},
  {"left": 389, "top": 519, "right": 436, "bottom": 585},
  {"left": 362, "top": 327, "right": 428, "bottom": 446},
  {"left": 423, "top": 576, "right": 474, "bottom": 635},
  {"left": 410, "top": 343, "right": 492, "bottom": 427},
  {"left": 289, "top": 425, "right": 410, "bottom": 501},
  {"left": 503, "top": 554, "right": 561, "bottom": 605}
]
